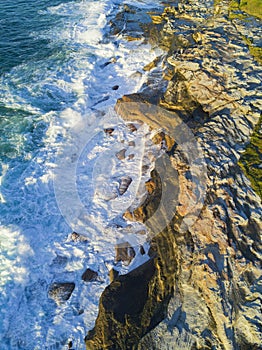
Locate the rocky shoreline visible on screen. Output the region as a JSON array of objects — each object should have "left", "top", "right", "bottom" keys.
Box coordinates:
[{"left": 85, "top": 1, "right": 262, "bottom": 349}]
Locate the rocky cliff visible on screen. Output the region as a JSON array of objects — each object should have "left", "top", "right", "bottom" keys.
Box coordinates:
[{"left": 85, "top": 1, "right": 262, "bottom": 349}]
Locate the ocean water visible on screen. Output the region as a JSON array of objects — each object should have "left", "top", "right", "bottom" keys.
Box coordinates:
[{"left": 0, "top": 0, "right": 163, "bottom": 349}]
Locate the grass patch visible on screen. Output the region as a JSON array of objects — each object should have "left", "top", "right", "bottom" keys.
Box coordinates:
[
  {"left": 249, "top": 45, "right": 262, "bottom": 64},
  {"left": 228, "top": 1, "right": 262, "bottom": 64},
  {"left": 243, "top": 37, "right": 262, "bottom": 64},
  {"left": 229, "top": 0, "right": 262, "bottom": 19},
  {"left": 240, "top": 0, "right": 262, "bottom": 19},
  {"left": 239, "top": 116, "right": 262, "bottom": 200},
  {"left": 228, "top": 0, "right": 248, "bottom": 19}
]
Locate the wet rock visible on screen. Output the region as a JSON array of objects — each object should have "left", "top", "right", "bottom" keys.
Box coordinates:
[
  {"left": 48, "top": 282, "right": 75, "bottom": 305},
  {"left": 71, "top": 231, "right": 88, "bottom": 242},
  {"left": 124, "top": 168, "right": 163, "bottom": 224},
  {"left": 128, "top": 154, "right": 135, "bottom": 160},
  {"left": 115, "top": 242, "right": 136, "bottom": 265},
  {"left": 85, "top": 256, "right": 175, "bottom": 350},
  {"left": 112, "top": 85, "right": 119, "bottom": 90},
  {"left": 109, "top": 3, "right": 153, "bottom": 40},
  {"left": 140, "top": 245, "right": 146, "bottom": 255},
  {"left": 136, "top": 230, "right": 146, "bottom": 235},
  {"left": 52, "top": 255, "right": 68, "bottom": 267},
  {"left": 81, "top": 268, "right": 98, "bottom": 282},
  {"left": 145, "top": 179, "right": 156, "bottom": 195},
  {"left": 124, "top": 207, "right": 145, "bottom": 223},
  {"left": 118, "top": 176, "right": 132, "bottom": 195},
  {"left": 126, "top": 123, "right": 137, "bottom": 133},
  {"left": 143, "top": 56, "right": 162, "bottom": 71},
  {"left": 100, "top": 57, "right": 117, "bottom": 68},
  {"left": 142, "top": 164, "right": 150, "bottom": 175},
  {"left": 104, "top": 128, "right": 114, "bottom": 136},
  {"left": 115, "top": 149, "right": 126, "bottom": 160}
]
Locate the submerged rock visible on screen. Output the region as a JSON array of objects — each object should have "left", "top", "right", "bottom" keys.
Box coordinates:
[
  {"left": 48, "top": 282, "right": 75, "bottom": 306},
  {"left": 118, "top": 176, "right": 132, "bottom": 195}
]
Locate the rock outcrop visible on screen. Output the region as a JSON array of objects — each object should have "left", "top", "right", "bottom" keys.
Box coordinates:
[{"left": 86, "top": 1, "right": 261, "bottom": 349}]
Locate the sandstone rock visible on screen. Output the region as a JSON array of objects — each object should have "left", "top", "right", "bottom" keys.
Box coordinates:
[
  {"left": 85, "top": 256, "right": 176, "bottom": 350},
  {"left": 115, "top": 242, "right": 136, "bottom": 265},
  {"left": 85, "top": 1, "right": 262, "bottom": 349},
  {"left": 104, "top": 128, "right": 114, "bottom": 136}
]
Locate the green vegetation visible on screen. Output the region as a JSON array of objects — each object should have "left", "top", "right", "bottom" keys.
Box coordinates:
[
  {"left": 227, "top": 1, "right": 262, "bottom": 199},
  {"left": 229, "top": 0, "right": 262, "bottom": 19},
  {"left": 239, "top": 116, "right": 262, "bottom": 199},
  {"left": 249, "top": 44, "right": 262, "bottom": 64},
  {"left": 228, "top": 1, "right": 262, "bottom": 64},
  {"left": 240, "top": 0, "right": 262, "bottom": 19},
  {"left": 242, "top": 37, "right": 262, "bottom": 64},
  {"left": 228, "top": 0, "right": 248, "bottom": 19}
]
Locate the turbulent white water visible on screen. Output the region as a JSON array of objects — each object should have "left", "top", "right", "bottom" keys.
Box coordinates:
[{"left": 0, "top": 0, "right": 164, "bottom": 348}]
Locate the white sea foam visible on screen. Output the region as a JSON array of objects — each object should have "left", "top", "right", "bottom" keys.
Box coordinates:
[{"left": 0, "top": 0, "right": 164, "bottom": 348}]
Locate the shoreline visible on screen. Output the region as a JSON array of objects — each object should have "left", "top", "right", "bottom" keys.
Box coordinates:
[{"left": 85, "top": 1, "right": 262, "bottom": 349}]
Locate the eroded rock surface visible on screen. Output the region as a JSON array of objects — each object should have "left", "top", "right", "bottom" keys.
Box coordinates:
[{"left": 85, "top": 1, "right": 261, "bottom": 349}]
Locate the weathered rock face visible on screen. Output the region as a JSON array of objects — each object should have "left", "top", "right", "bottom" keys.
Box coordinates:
[
  {"left": 85, "top": 1, "right": 261, "bottom": 349},
  {"left": 85, "top": 226, "right": 178, "bottom": 350}
]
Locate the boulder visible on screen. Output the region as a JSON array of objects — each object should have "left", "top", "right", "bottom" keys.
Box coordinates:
[
  {"left": 81, "top": 268, "right": 98, "bottom": 282},
  {"left": 48, "top": 282, "right": 75, "bottom": 305},
  {"left": 115, "top": 242, "right": 136, "bottom": 265}
]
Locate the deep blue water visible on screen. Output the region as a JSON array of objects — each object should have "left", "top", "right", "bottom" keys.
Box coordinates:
[
  {"left": 0, "top": 0, "right": 71, "bottom": 75},
  {"left": 0, "top": 0, "right": 75, "bottom": 164}
]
